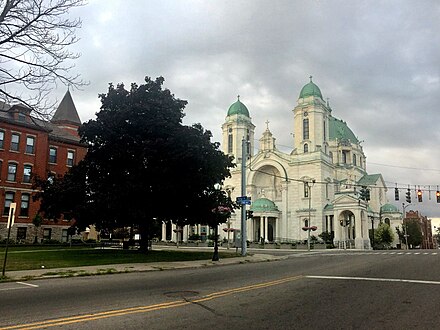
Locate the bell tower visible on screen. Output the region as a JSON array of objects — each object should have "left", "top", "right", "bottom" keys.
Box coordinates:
[
  {"left": 293, "top": 77, "right": 331, "bottom": 154},
  {"left": 222, "top": 96, "right": 255, "bottom": 164}
]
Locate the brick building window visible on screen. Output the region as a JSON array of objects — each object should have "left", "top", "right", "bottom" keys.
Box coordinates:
[
  {"left": 20, "top": 193, "right": 30, "bottom": 216},
  {"left": 7, "top": 163, "right": 17, "bottom": 181},
  {"left": 43, "top": 228, "right": 52, "bottom": 240},
  {"left": 67, "top": 150, "right": 75, "bottom": 167},
  {"left": 10, "top": 133, "right": 20, "bottom": 151},
  {"left": 0, "top": 130, "right": 4, "bottom": 149},
  {"left": 49, "top": 147, "right": 57, "bottom": 163},
  {"left": 26, "top": 136, "right": 35, "bottom": 154},
  {"left": 17, "top": 227, "right": 27, "bottom": 240},
  {"left": 3, "top": 191, "right": 15, "bottom": 215},
  {"left": 62, "top": 229, "right": 69, "bottom": 243},
  {"left": 23, "top": 165, "right": 32, "bottom": 183}
]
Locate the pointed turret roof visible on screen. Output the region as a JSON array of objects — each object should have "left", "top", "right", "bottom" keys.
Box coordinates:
[{"left": 51, "top": 90, "right": 81, "bottom": 126}]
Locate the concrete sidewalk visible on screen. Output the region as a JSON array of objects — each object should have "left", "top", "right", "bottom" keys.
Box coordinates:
[{"left": 2, "top": 253, "right": 285, "bottom": 282}]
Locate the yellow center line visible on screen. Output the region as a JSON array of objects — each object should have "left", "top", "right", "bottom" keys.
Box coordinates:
[{"left": 0, "top": 275, "right": 303, "bottom": 330}]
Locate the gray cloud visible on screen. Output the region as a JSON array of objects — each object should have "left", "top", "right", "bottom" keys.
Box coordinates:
[{"left": 62, "top": 0, "right": 440, "bottom": 215}]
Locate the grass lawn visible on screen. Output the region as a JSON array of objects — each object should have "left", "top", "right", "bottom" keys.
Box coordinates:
[{"left": 0, "top": 247, "right": 237, "bottom": 271}]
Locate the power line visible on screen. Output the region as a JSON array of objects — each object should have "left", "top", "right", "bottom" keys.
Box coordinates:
[{"left": 369, "top": 162, "right": 440, "bottom": 173}]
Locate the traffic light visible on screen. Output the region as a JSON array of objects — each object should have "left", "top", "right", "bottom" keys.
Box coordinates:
[
  {"left": 436, "top": 191, "right": 440, "bottom": 203},
  {"left": 246, "top": 210, "right": 253, "bottom": 219},
  {"left": 394, "top": 188, "right": 399, "bottom": 201},
  {"left": 360, "top": 186, "right": 367, "bottom": 200},
  {"left": 406, "top": 189, "right": 411, "bottom": 203},
  {"left": 417, "top": 189, "right": 423, "bottom": 202}
]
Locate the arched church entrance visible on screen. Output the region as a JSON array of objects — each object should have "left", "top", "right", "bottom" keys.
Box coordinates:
[{"left": 339, "top": 210, "right": 356, "bottom": 248}]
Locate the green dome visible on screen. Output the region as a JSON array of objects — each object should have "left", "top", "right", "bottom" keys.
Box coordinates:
[
  {"left": 250, "top": 197, "right": 279, "bottom": 212},
  {"left": 299, "top": 77, "right": 323, "bottom": 99},
  {"left": 227, "top": 97, "right": 249, "bottom": 117},
  {"left": 329, "top": 116, "right": 359, "bottom": 144},
  {"left": 381, "top": 204, "right": 399, "bottom": 213}
]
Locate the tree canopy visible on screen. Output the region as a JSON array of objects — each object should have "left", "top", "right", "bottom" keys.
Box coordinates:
[
  {"left": 374, "top": 223, "right": 394, "bottom": 248},
  {"left": 34, "top": 76, "right": 235, "bottom": 250},
  {"left": 0, "top": 0, "right": 86, "bottom": 116},
  {"left": 396, "top": 219, "right": 423, "bottom": 248}
]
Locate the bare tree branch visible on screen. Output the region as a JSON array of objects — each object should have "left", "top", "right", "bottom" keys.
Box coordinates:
[{"left": 0, "top": 0, "right": 87, "bottom": 118}]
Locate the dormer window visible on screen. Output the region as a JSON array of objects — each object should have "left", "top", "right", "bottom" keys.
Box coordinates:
[{"left": 18, "top": 112, "right": 26, "bottom": 122}]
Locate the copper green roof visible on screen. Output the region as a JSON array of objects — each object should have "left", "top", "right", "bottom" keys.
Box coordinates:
[
  {"left": 299, "top": 77, "right": 323, "bottom": 99},
  {"left": 381, "top": 204, "right": 399, "bottom": 213},
  {"left": 227, "top": 96, "right": 250, "bottom": 117},
  {"left": 250, "top": 197, "right": 279, "bottom": 212},
  {"left": 323, "top": 204, "right": 334, "bottom": 211},
  {"left": 357, "top": 174, "right": 381, "bottom": 186},
  {"left": 329, "top": 116, "right": 359, "bottom": 144}
]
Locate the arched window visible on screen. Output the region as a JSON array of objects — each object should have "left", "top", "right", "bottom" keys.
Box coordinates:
[
  {"left": 385, "top": 218, "right": 390, "bottom": 226},
  {"left": 304, "top": 219, "right": 309, "bottom": 227},
  {"left": 353, "top": 154, "right": 357, "bottom": 166},
  {"left": 329, "top": 151, "right": 333, "bottom": 163},
  {"left": 304, "top": 143, "right": 308, "bottom": 153},
  {"left": 303, "top": 118, "right": 309, "bottom": 140},
  {"left": 342, "top": 151, "right": 347, "bottom": 164}
]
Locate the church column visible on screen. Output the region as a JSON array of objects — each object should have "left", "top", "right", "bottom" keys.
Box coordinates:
[
  {"left": 248, "top": 216, "right": 254, "bottom": 243},
  {"left": 183, "top": 225, "right": 188, "bottom": 242},
  {"left": 161, "top": 222, "right": 167, "bottom": 242},
  {"left": 260, "top": 217, "right": 264, "bottom": 242},
  {"left": 264, "top": 216, "right": 269, "bottom": 243},
  {"left": 172, "top": 223, "right": 177, "bottom": 242},
  {"left": 281, "top": 182, "right": 288, "bottom": 241},
  {"left": 333, "top": 212, "right": 342, "bottom": 248},
  {"left": 354, "top": 209, "right": 365, "bottom": 249}
]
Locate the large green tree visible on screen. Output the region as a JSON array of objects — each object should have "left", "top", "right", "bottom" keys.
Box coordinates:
[
  {"left": 374, "top": 223, "right": 395, "bottom": 249},
  {"left": 396, "top": 219, "right": 423, "bottom": 248},
  {"left": 34, "top": 76, "right": 235, "bottom": 251}
]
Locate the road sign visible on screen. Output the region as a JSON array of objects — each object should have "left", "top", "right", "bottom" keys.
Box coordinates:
[
  {"left": 236, "top": 196, "right": 251, "bottom": 205},
  {"left": 6, "top": 203, "right": 16, "bottom": 229}
]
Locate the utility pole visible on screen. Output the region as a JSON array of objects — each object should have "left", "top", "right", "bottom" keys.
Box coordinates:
[
  {"left": 402, "top": 203, "right": 410, "bottom": 249},
  {"left": 306, "top": 179, "right": 315, "bottom": 252},
  {"left": 240, "top": 137, "right": 247, "bottom": 256}
]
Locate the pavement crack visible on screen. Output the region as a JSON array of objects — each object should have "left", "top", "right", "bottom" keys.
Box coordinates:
[{"left": 184, "top": 297, "right": 221, "bottom": 316}]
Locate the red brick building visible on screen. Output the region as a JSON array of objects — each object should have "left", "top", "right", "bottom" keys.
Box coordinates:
[
  {"left": 0, "top": 91, "right": 86, "bottom": 243},
  {"left": 405, "top": 210, "right": 435, "bottom": 249}
]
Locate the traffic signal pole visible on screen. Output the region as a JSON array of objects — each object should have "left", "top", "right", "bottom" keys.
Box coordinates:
[{"left": 241, "top": 137, "right": 247, "bottom": 256}]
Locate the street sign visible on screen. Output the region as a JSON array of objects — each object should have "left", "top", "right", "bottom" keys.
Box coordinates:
[
  {"left": 236, "top": 196, "right": 251, "bottom": 205},
  {"left": 6, "top": 203, "right": 16, "bottom": 229}
]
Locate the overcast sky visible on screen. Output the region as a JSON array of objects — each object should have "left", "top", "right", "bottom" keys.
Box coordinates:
[{"left": 59, "top": 0, "right": 440, "bottom": 216}]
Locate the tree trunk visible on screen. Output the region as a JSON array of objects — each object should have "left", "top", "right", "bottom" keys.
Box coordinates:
[
  {"left": 212, "top": 225, "right": 219, "bottom": 261},
  {"left": 139, "top": 222, "right": 150, "bottom": 253}
]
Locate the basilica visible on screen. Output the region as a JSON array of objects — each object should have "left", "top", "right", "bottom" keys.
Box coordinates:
[{"left": 218, "top": 78, "right": 402, "bottom": 249}]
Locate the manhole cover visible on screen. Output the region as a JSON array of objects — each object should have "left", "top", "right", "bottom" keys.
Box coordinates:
[{"left": 164, "top": 291, "right": 200, "bottom": 298}]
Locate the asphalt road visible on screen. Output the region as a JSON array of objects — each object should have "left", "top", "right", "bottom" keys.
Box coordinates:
[{"left": 1, "top": 250, "right": 440, "bottom": 330}]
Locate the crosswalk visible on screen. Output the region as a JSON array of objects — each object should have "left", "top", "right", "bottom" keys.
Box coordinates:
[{"left": 291, "top": 251, "right": 439, "bottom": 257}]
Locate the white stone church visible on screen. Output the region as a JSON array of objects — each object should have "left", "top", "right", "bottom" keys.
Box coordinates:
[
  {"left": 163, "top": 78, "right": 402, "bottom": 249},
  {"left": 218, "top": 77, "right": 403, "bottom": 249}
]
